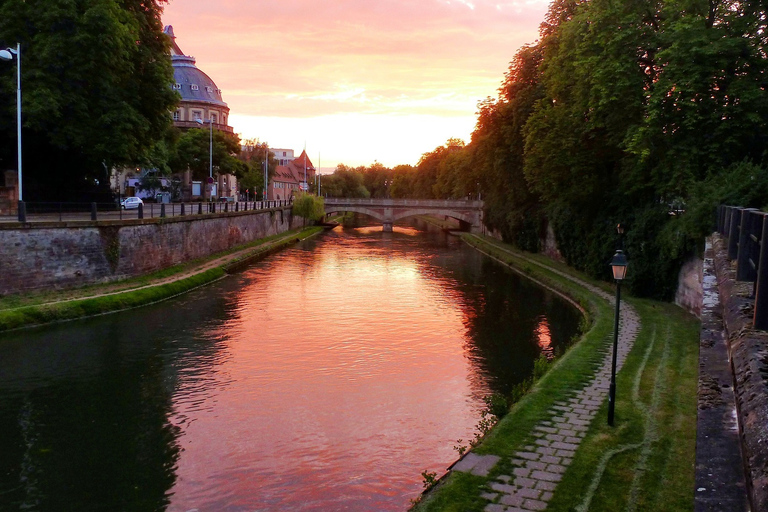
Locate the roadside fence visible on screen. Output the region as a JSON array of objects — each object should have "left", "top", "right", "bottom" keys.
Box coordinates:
[
  {"left": 717, "top": 205, "right": 768, "bottom": 329},
  {"left": 0, "top": 199, "right": 293, "bottom": 223}
]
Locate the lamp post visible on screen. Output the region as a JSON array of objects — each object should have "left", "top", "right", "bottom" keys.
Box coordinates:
[
  {"left": 195, "top": 118, "right": 213, "bottom": 199},
  {"left": 0, "top": 43, "right": 22, "bottom": 221},
  {"left": 607, "top": 247, "right": 628, "bottom": 426}
]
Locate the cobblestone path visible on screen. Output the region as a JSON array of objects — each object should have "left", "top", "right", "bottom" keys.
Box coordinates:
[{"left": 453, "top": 245, "right": 641, "bottom": 511}]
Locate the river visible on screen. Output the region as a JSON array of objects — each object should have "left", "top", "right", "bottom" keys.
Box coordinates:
[{"left": 0, "top": 224, "right": 581, "bottom": 511}]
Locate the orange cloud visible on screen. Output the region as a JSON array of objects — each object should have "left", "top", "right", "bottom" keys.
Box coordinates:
[{"left": 163, "top": 0, "right": 549, "bottom": 166}]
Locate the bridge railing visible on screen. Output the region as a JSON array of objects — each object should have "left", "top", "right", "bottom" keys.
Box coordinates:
[
  {"left": 717, "top": 205, "right": 768, "bottom": 329},
  {"left": 323, "top": 198, "right": 483, "bottom": 208}
]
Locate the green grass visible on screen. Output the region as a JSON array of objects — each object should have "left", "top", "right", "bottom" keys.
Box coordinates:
[
  {"left": 0, "top": 225, "right": 324, "bottom": 331},
  {"left": 548, "top": 300, "right": 699, "bottom": 512},
  {"left": 0, "top": 268, "right": 226, "bottom": 332},
  {"left": 413, "top": 234, "right": 699, "bottom": 512},
  {"left": 0, "top": 227, "right": 320, "bottom": 311}
]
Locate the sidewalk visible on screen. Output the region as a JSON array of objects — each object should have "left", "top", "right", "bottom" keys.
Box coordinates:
[{"left": 451, "top": 240, "right": 640, "bottom": 511}]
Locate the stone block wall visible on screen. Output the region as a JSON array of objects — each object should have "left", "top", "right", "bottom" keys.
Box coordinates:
[
  {"left": 675, "top": 254, "right": 703, "bottom": 317},
  {"left": 0, "top": 207, "right": 294, "bottom": 296}
]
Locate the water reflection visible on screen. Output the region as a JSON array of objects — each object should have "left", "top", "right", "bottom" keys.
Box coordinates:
[{"left": 0, "top": 225, "right": 581, "bottom": 511}]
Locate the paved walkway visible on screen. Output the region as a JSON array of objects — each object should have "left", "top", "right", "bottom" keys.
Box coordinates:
[{"left": 452, "top": 241, "right": 641, "bottom": 511}]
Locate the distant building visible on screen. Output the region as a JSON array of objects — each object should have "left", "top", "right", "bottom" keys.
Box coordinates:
[
  {"left": 165, "top": 25, "right": 233, "bottom": 134},
  {"left": 268, "top": 150, "right": 316, "bottom": 201},
  {"left": 165, "top": 25, "right": 236, "bottom": 200},
  {"left": 271, "top": 148, "right": 295, "bottom": 166}
]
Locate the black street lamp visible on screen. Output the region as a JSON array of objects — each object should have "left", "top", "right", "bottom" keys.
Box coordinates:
[{"left": 607, "top": 248, "right": 628, "bottom": 426}]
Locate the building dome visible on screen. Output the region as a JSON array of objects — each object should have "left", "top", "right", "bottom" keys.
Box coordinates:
[{"left": 164, "top": 25, "right": 233, "bottom": 132}]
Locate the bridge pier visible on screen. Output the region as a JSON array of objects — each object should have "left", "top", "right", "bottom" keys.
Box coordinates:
[{"left": 383, "top": 221, "right": 393, "bottom": 232}]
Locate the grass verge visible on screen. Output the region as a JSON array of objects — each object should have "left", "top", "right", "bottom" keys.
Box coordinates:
[
  {"left": 412, "top": 234, "right": 699, "bottom": 512},
  {"left": 0, "top": 226, "right": 324, "bottom": 332}
]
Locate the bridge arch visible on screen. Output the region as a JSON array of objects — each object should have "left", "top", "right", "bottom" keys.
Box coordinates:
[
  {"left": 324, "top": 206, "right": 386, "bottom": 221},
  {"left": 390, "top": 208, "right": 474, "bottom": 225},
  {"left": 323, "top": 198, "right": 483, "bottom": 233}
]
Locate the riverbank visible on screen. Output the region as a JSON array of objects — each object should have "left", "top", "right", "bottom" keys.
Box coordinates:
[
  {"left": 413, "top": 234, "right": 700, "bottom": 511},
  {"left": 0, "top": 225, "right": 324, "bottom": 332}
]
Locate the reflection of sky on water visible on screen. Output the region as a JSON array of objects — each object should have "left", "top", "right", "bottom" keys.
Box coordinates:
[{"left": 0, "top": 224, "right": 581, "bottom": 511}]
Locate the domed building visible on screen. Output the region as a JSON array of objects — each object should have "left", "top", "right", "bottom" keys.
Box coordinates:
[{"left": 164, "top": 25, "right": 233, "bottom": 133}]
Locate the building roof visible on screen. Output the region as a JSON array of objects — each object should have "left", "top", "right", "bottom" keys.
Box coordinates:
[
  {"left": 293, "top": 150, "right": 315, "bottom": 171},
  {"left": 164, "top": 25, "right": 228, "bottom": 108}
]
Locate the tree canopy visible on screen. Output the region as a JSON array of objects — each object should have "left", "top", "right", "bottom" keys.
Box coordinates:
[
  {"left": 346, "top": 0, "right": 768, "bottom": 299},
  {"left": 0, "top": 0, "right": 178, "bottom": 201}
]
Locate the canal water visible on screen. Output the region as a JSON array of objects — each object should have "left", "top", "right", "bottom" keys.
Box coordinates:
[{"left": 0, "top": 225, "right": 581, "bottom": 511}]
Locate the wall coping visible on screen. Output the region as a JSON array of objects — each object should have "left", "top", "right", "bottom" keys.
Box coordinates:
[{"left": 0, "top": 205, "right": 292, "bottom": 231}]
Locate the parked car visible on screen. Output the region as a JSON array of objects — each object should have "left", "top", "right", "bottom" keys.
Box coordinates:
[{"left": 121, "top": 197, "right": 143, "bottom": 210}]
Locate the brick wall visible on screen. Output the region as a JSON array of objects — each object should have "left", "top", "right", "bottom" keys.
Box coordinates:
[{"left": 0, "top": 208, "right": 294, "bottom": 295}]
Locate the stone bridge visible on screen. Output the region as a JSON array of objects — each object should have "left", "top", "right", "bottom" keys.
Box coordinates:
[{"left": 323, "top": 198, "right": 484, "bottom": 233}]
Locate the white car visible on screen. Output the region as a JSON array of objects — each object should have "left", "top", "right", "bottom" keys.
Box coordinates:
[{"left": 121, "top": 197, "right": 143, "bottom": 210}]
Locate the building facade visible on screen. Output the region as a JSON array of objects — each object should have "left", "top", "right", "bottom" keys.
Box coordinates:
[
  {"left": 268, "top": 150, "right": 316, "bottom": 201},
  {"left": 165, "top": 25, "right": 233, "bottom": 134}
]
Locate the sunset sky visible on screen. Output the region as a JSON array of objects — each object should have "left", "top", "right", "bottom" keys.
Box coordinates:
[{"left": 162, "top": 0, "right": 550, "bottom": 171}]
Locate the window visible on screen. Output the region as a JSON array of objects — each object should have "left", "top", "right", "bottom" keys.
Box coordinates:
[
  {"left": 172, "top": 110, "right": 180, "bottom": 121},
  {"left": 191, "top": 84, "right": 199, "bottom": 91},
  {"left": 172, "top": 83, "right": 181, "bottom": 90},
  {"left": 192, "top": 111, "right": 202, "bottom": 121},
  {"left": 283, "top": 152, "right": 287, "bottom": 156},
  {"left": 210, "top": 114, "right": 218, "bottom": 124},
  {"left": 205, "top": 86, "right": 213, "bottom": 93}
]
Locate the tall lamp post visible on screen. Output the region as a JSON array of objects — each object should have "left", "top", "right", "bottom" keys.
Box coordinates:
[
  {"left": 264, "top": 145, "right": 269, "bottom": 202},
  {"left": 195, "top": 118, "right": 213, "bottom": 199},
  {"left": 0, "top": 43, "right": 23, "bottom": 221},
  {"left": 607, "top": 245, "right": 628, "bottom": 426}
]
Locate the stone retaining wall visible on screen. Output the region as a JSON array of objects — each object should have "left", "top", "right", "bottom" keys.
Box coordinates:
[
  {"left": 709, "top": 234, "right": 768, "bottom": 511},
  {"left": 676, "top": 254, "right": 703, "bottom": 317},
  {"left": 0, "top": 207, "right": 294, "bottom": 295}
]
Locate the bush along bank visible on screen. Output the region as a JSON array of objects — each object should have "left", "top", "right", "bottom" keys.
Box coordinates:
[
  {"left": 412, "top": 234, "right": 699, "bottom": 512},
  {"left": 0, "top": 226, "right": 324, "bottom": 332}
]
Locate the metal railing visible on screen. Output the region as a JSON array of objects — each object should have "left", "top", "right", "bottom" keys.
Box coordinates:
[
  {"left": 0, "top": 199, "right": 293, "bottom": 223},
  {"left": 717, "top": 205, "right": 768, "bottom": 329}
]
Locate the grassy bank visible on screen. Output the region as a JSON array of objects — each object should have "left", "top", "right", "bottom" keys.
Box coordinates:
[
  {"left": 413, "top": 234, "right": 699, "bottom": 511},
  {"left": 0, "top": 226, "right": 323, "bottom": 332}
]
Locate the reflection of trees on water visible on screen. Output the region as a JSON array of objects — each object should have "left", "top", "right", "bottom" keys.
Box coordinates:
[
  {"left": 0, "top": 288, "right": 240, "bottom": 511},
  {"left": 451, "top": 257, "right": 582, "bottom": 399}
]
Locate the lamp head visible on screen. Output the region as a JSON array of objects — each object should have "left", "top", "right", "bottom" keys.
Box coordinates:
[
  {"left": 195, "top": 119, "right": 203, "bottom": 125},
  {"left": 0, "top": 49, "right": 13, "bottom": 61},
  {"left": 610, "top": 250, "right": 628, "bottom": 281},
  {"left": 616, "top": 223, "right": 625, "bottom": 235}
]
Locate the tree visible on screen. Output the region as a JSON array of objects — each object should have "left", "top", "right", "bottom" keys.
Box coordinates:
[
  {"left": 321, "top": 165, "right": 370, "bottom": 198},
  {"left": 169, "top": 128, "right": 245, "bottom": 180},
  {"left": 292, "top": 193, "right": 325, "bottom": 226},
  {"left": 0, "top": 0, "right": 179, "bottom": 201},
  {"left": 136, "top": 172, "right": 165, "bottom": 198},
  {"left": 238, "top": 139, "right": 276, "bottom": 199}
]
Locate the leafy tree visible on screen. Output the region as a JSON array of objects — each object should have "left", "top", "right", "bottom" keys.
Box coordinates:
[
  {"left": 169, "top": 128, "right": 245, "bottom": 180},
  {"left": 136, "top": 172, "right": 165, "bottom": 198},
  {"left": 362, "top": 162, "right": 394, "bottom": 198},
  {"left": 238, "top": 139, "right": 276, "bottom": 199},
  {"left": 0, "top": 0, "right": 179, "bottom": 201},
  {"left": 389, "top": 164, "right": 417, "bottom": 198},
  {"left": 321, "top": 164, "right": 370, "bottom": 198},
  {"left": 292, "top": 192, "right": 325, "bottom": 225}
]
